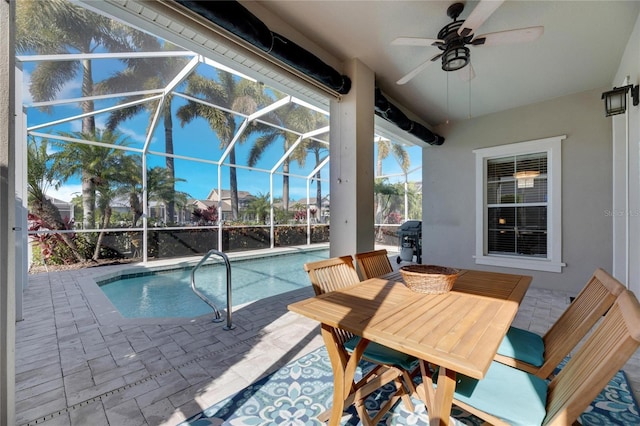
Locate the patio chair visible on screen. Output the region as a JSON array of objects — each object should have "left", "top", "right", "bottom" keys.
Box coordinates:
[
  {"left": 304, "top": 256, "right": 417, "bottom": 424},
  {"left": 439, "top": 290, "right": 640, "bottom": 426},
  {"left": 494, "top": 268, "right": 626, "bottom": 378},
  {"left": 354, "top": 249, "right": 393, "bottom": 280}
]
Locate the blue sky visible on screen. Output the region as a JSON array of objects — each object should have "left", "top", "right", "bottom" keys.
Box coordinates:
[{"left": 22, "top": 53, "right": 423, "bottom": 205}]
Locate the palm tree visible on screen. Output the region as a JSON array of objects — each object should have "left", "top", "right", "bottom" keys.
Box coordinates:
[
  {"left": 146, "top": 166, "right": 190, "bottom": 224},
  {"left": 306, "top": 139, "right": 329, "bottom": 211},
  {"left": 247, "top": 103, "right": 319, "bottom": 212},
  {"left": 52, "top": 129, "right": 131, "bottom": 234},
  {"left": 375, "top": 138, "right": 410, "bottom": 223},
  {"left": 16, "top": 0, "right": 141, "bottom": 228},
  {"left": 98, "top": 38, "right": 190, "bottom": 225},
  {"left": 246, "top": 192, "right": 271, "bottom": 224},
  {"left": 27, "top": 137, "right": 85, "bottom": 262},
  {"left": 176, "top": 71, "right": 270, "bottom": 220},
  {"left": 91, "top": 152, "right": 145, "bottom": 260},
  {"left": 114, "top": 159, "right": 189, "bottom": 228}
]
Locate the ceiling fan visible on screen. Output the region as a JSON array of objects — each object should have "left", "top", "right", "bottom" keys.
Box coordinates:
[{"left": 393, "top": 0, "right": 544, "bottom": 85}]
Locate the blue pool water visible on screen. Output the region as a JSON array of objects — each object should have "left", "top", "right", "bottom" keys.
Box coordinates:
[{"left": 98, "top": 249, "right": 329, "bottom": 318}]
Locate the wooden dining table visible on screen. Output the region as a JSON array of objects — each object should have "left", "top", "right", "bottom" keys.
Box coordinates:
[{"left": 288, "top": 268, "right": 532, "bottom": 426}]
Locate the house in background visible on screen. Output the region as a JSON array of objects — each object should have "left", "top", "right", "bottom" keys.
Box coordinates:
[
  {"left": 205, "top": 189, "right": 256, "bottom": 221},
  {"left": 48, "top": 197, "right": 74, "bottom": 225}
]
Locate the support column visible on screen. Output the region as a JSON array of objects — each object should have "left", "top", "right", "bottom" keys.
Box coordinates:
[
  {"left": 0, "top": 0, "right": 17, "bottom": 424},
  {"left": 329, "top": 59, "right": 375, "bottom": 257}
]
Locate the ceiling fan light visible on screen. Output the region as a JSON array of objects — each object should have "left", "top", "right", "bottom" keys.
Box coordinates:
[{"left": 442, "top": 46, "right": 470, "bottom": 71}]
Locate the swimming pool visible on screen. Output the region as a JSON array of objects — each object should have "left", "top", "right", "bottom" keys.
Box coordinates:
[{"left": 98, "top": 249, "right": 329, "bottom": 318}]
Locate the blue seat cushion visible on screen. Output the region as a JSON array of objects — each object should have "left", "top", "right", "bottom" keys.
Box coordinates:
[
  {"left": 436, "top": 361, "right": 548, "bottom": 426},
  {"left": 344, "top": 336, "right": 417, "bottom": 371},
  {"left": 496, "top": 326, "right": 545, "bottom": 367}
]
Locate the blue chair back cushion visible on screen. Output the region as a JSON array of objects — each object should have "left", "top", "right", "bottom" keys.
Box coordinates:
[{"left": 496, "top": 326, "right": 545, "bottom": 367}]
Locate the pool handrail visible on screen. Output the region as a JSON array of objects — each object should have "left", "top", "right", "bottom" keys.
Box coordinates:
[{"left": 191, "top": 249, "right": 235, "bottom": 330}]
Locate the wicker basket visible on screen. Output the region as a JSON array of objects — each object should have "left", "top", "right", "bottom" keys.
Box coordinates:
[{"left": 399, "top": 265, "right": 459, "bottom": 294}]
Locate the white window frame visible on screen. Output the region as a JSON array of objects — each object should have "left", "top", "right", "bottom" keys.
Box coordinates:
[{"left": 473, "top": 135, "right": 566, "bottom": 273}]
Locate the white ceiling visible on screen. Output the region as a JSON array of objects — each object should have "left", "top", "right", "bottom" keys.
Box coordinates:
[{"left": 250, "top": 0, "right": 640, "bottom": 126}]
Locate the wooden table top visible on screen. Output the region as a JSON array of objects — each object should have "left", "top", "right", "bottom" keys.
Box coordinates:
[{"left": 288, "top": 269, "right": 531, "bottom": 379}]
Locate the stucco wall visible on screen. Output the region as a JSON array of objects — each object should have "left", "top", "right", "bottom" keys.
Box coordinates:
[{"left": 422, "top": 87, "right": 612, "bottom": 294}]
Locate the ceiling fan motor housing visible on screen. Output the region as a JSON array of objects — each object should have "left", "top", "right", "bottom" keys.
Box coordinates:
[{"left": 437, "top": 19, "right": 471, "bottom": 71}]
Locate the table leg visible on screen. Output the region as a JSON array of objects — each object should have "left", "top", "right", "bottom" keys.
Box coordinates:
[
  {"left": 430, "top": 367, "right": 456, "bottom": 426},
  {"left": 416, "top": 361, "right": 456, "bottom": 426}
]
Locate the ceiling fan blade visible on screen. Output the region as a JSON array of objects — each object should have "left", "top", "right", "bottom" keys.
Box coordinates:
[
  {"left": 391, "top": 37, "right": 444, "bottom": 47},
  {"left": 457, "top": 63, "right": 476, "bottom": 81},
  {"left": 458, "top": 0, "right": 505, "bottom": 37},
  {"left": 471, "top": 26, "right": 544, "bottom": 46},
  {"left": 396, "top": 54, "right": 442, "bottom": 85}
]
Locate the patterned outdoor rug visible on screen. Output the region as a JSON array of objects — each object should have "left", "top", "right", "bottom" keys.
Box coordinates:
[{"left": 179, "top": 346, "right": 640, "bottom": 426}]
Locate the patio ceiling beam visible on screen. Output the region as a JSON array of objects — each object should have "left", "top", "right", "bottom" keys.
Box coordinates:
[
  {"left": 270, "top": 126, "right": 330, "bottom": 174},
  {"left": 302, "top": 126, "right": 330, "bottom": 139},
  {"left": 291, "top": 96, "right": 329, "bottom": 116},
  {"left": 201, "top": 56, "right": 255, "bottom": 82},
  {"left": 142, "top": 97, "right": 165, "bottom": 154},
  {"left": 247, "top": 95, "right": 291, "bottom": 122},
  {"left": 173, "top": 92, "right": 248, "bottom": 119},
  {"left": 30, "top": 131, "right": 144, "bottom": 153},
  {"left": 307, "top": 156, "right": 330, "bottom": 180},
  {"left": 219, "top": 118, "right": 249, "bottom": 164},
  {"left": 173, "top": 93, "right": 328, "bottom": 144},
  {"left": 164, "top": 55, "right": 200, "bottom": 96},
  {"left": 27, "top": 95, "right": 162, "bottom": 132},
  {"left": 26, "top": 89, "right": 164, "bottom": 109},
  {"left": 143, "top": 55, "right": 202, "bottom": 153},
  {"left": 16, "top": 51, "right": 195, "bottom": 62},
  {"left": 270, "top": 135, "right": 303, "bottom": 174},
  {"left": 139, "top": 56, "right": 199, "bottom": 154},
  {"left": 378, "top": 165, "right": 422, "bottom": 179},
  {"left": 217, "top": 95, "right": 292, "bottom": 170},
  {"left": 146, "top": 150, "right": 220, "bottom": 166}
]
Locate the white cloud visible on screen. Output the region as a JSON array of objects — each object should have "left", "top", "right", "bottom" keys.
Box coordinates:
[
  {"left": 119, "top": 125, "right": 151, "bottom": 145},
  {"left": 46, "top": 184, "right": 82, "bottom": 203},
  {"left": 21, "top": 69, "right": 82, "bottom": 107}
]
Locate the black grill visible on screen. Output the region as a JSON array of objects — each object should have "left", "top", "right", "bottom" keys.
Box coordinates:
[{"left": 396, "top": 220, "right": 422, "bottom": 264}]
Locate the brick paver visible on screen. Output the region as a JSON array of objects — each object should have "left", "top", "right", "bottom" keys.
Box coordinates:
[{"left": 15, "top": 248, "right": 640, "bottom": 425}]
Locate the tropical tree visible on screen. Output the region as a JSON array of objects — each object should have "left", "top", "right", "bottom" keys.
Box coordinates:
[
  {"left": 246, "top": 192, "right": 271, "bottom": 224},
  {"left": 176, "top": 71, "right": 270, "bottom": 220},
  {"left": 113, "top": 159, "right": 190, "bottom": 228},
  {"left": 248, "top": 103, "right": 320, "bottom": 212},
  {"left": 146, "top": 166, "right": 190, "bottom": 224},
  {"left": 375, "top": 138, "right": 410, "bottom": 223},
  {"left": 91, "top": 152, "right": 148, "bottom": 260},
  {"left": 16, "top": 0, "right": 140, "bottom": 228},
  {"left": 52, "top": 130, "right": 131, "bottom": 234},
  {"left": 26, "top": 137, "right": 85, "bottom": 262},
  {"left": 306, "top": 139, "right": 329, "bottom": 211},
  {"left": 98, "top": 37, "right": 190, "bottom": 225},
  {"left": 192, "top": 205, "right": 218, "bottom": 225},
  {"left": 374, "top": 178, "right": 405, "bottom": 224},
  {"left": 407, "top": 181, "right": 422, "bottom": 220}
]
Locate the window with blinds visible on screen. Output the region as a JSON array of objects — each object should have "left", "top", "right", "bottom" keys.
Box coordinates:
[
  {"left": 486, "top": 153, "right": 548, "bottom": 257},
  {"left": 473, "top": 135, "right": 566, "bottom": 273}
]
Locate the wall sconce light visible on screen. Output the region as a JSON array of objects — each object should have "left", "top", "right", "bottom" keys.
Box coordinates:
[{"left": 601, "top": 84, "right": 639, "bottom": 117}]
